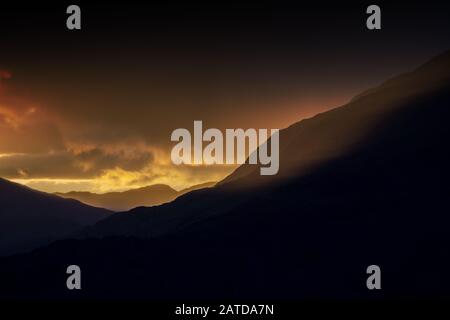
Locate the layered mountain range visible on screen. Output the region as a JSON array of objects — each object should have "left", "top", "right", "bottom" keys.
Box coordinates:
[{"left": 1, "top": 51, "right": 450, "bottom": 299}]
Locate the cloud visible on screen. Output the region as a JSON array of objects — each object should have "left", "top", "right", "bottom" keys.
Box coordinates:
[
  {"left": 0, "top": 147, "right": 155, "bottom": 180},
  {"left": 74, "top": 147, "right": 154, "bottom": 173},
  {"left": 7, "top": 151, "right": 235, "bottom": 193}
]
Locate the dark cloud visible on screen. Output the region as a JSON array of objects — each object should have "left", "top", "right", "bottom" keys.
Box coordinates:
[
  {"left": 75, "top": 148, "right": 154, "bottom": 172},
  {"left": 0, "top": 148, "right": 154, "bottom": 179}
]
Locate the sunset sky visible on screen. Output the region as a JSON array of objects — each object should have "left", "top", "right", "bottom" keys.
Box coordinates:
[{"left": 1, "top": 2, "right": 449, "bottom": 193}]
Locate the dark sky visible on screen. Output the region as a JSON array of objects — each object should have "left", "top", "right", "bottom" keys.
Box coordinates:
[{"left": 0, "top": 1, "right": 449, "bottom": 192}]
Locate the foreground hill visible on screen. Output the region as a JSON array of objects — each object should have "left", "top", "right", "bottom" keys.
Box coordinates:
[
  {"left": 56, "top": 182, "right": 215, "bottom": 211},
  {"left": 1, "top": 51, "right": 450, "bottom": 299},
  {"left": 0, "top": 178, "right": 110, "bottom": 256}
]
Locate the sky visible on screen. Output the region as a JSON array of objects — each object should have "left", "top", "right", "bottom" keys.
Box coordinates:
[{"left": 0, "top": 1, "right": 449, "bottom": 193}]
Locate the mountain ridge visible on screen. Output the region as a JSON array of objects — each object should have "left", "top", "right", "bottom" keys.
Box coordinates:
[{"left": 55, "top": 181, "right": 216, "bottom": 211}]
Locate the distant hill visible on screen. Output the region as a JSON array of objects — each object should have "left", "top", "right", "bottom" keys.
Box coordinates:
[
  {"left": 1, "top": 51, "right": 450, "bottom": 299},
  {"left": 0, "top": 178, "right": 110, "bottom": 256},
  {"left": 56, "top": 182, "right": 216, "bottom": 211}
]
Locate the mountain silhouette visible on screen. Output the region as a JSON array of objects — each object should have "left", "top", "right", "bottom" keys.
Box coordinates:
[
  {"left": 80, "top": 50, "right": 450, "bottom": 240},
  {"left": 1, "top": 50, "right": 450, "bottom": 299},
  {"left": 55, "top": 182, "right": 215, "bottom": 211},
  {"left": 0, "top": 178, "right": 110, "bottom": 256},
  {"left": 219, "top": 49, "right": 450, "bottom": 188}
]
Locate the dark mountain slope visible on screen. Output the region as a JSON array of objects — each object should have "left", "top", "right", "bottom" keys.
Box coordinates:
[
  {"left": 0, "top": 178, "right": 110, "bottom": 256},
  {"left": 219, "top": 48, "right": 450, "bottom": 188},
  {"left": 178, "top": 181, "right": 216, "bottom": 194},
  {"left": 0, "top": 51, "right": 450, "bottom": 298}
]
